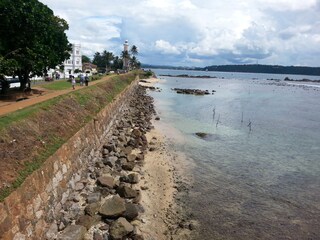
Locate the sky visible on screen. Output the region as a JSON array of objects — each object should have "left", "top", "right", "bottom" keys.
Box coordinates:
[{"left": 40, "top": 0, "right": 320, "bottom": 67}]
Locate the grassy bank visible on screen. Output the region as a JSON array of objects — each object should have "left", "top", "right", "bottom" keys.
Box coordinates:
[
  {"left": 41, "top": 74, "right": 107, "bottom": 90},
  {"left": 0, "top": 71, "right": 139, "bottom": 201}
]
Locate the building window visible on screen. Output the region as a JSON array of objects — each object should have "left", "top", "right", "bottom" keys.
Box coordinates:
[
  {"left": 76, "top": 61, "right": 79, "bottom": 65},
  {"left": 76, "top": 50, "right": 79, "bottom": 55}
]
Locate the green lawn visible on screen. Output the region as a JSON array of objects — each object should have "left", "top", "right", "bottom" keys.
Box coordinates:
[{"left": 40, "top": 79, "right": 73, "bottom": 90}]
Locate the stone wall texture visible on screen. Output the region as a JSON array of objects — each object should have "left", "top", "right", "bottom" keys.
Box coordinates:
[{"left": 0, "top": 78, "right": 139, "bottom": 240}]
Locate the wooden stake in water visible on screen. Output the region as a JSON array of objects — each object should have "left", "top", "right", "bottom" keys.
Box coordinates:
[
  {"left": 216, "top": 114, "right": 221, "bottom": 128},
  {"left": 241, "top": 112, "right": 244, "bottom": 123},
  {"left": 247, "top": 119, "right": 252, "bottom": 131},
  {"left": 212, "top": 107, "right": 216, "bottom": 121}
]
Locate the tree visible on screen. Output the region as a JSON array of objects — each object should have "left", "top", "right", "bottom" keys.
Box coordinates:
[
  {"left": 92, "top": 50, "right": 115, "bottom": 72},
  {"left": 130, "top": 56, "right": 139, "bottom": 69},
  {"left": 102, "top": 50, "right": 114, "bottom": 72},
  {"left": 82, "top": 55, "right": 91, "bottom": 63},
  {"left": 130, "top": 45, "right": 138, "bottom": 56},
  {"left": 0, "top": 0, "right": 71, "bottom": 90},
  {"left": 111, "top": 56, "right": 123, "bottom": 70}
]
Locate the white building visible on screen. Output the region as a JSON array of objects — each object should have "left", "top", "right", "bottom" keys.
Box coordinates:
[{"left": 64, "top": 44, "right": 82, "bottom": 77}]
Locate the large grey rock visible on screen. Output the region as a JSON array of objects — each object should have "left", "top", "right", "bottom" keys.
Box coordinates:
[
  {"left": 87, "top": 192, "right": 101, "bottom": 204},
  {"left": 117, "top": 186, "right": 138, "bottom": 199},
  {"left": 122, "top": 162, "right": 135, "bottom": 171},
  {"left": 132, "top": 129, "right": 142, "bottom": 138},
  {"left": 74, "top": 182, "right": 85, "bottom": 191},
  {"left": 85, "top": 202, "right": 101, "bottom": 217},
  {"left": 57, "top": 225, "right": 86, "bottom": 240},
  {"left": 109, "top": 217, "right": 134, "bottom": 240},
  {"left": 99, "top": 196, "right": 126, "bottom": 217},
  {"left": 76, "top": 215, "right": 98, "bottom": 230},
  {"left": 45, "top": 222, "right": 58, "bottom": 239},
  {"left": 127, "top": 173, "right": 139, "bottom": 184},
  {"left": 123, "top": 146, "right": 133, "bottom": 155},
  {"left": 123, "top": 203, "right": 139, "bottom": 220},
  {"left": 127, "top": 154, "right": 137, "bottom": 162},
  {"left": 93, "top": 231, "right": 104, "bottom": 240},
  {"left": 97, "top": 176, "right": 115, "bottom": 189},
  {"left": 103, "top": 144, "right": 116, "bottom": 152},
  {"left": 103, "top": 156, "right": 118, "bottom": 168}
]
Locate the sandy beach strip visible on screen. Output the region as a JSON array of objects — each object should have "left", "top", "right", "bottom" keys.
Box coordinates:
[{"left": 136, "top": 78, "right": 196, "bottom": 239}]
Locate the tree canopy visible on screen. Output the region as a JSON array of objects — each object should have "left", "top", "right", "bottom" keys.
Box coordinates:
[
  {"left": 0, "top": 0, "right": 71, "bottom": 89},
  {"left": 130, "top": 45, "right": 138, "bottom": 56},
  {"left": 92, "top": 50, "right": 115, "bottom": 72},
  {"left": 82, "top": 55, "right": 91, "bottom": 63}
]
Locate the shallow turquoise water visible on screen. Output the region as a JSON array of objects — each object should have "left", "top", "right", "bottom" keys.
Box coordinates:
[{"left": 150, "top": 69, "right": 320, "bottom": 240}]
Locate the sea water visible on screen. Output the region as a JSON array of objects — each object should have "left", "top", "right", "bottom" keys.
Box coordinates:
[{"left": 149, "top": 69, "right": 320, "bottom": 240}]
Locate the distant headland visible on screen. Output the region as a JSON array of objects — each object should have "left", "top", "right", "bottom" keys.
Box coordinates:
[{"left": 141, "top": 64, "right": 320, "bottom": 76}]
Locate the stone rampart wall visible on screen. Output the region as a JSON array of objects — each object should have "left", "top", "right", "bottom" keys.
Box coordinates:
[{"left": 0, "top": 78, "right": 139, "bottom": 240}]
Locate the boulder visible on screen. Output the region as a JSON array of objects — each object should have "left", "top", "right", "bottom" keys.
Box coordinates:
[
  {"left": 117, "top": 185, "right": 138, "bottom": 199},
  {"left": 123, "top": 203, "right": 139, "bottom": 220},
  {"left": 103, "top": 156, "right": 118, "bottom": 168},
  {"left": 45, "top": 222, "right": 58, "bottom": 239},
  {"left": 99, "top": 196, "right": 126, "bottom": 218},
  {"left": 132, "top": 128, "right": 142, "bottom": 138},
  {"left": 122, "top": 162, "right": 135, "bottom": 171},
  {"left": 109, "top": 217, "right": 134, "bottom": 240},
  {"left": 97, "top": 176, "right": 115, "bottom": 189},
  {"left": 103, "top": 144, "right": 116, "bottom": 152},
  {"left": 127, "top": 173, "right": 139, "bottom": 184},
  {"left": 76, "top": 215, "right": 98, "bottom": 230},
  {"left": 127, "top": 154, "right": 137, "bottom": 162},
  {"left": 74, "top": 182, "right": 85, "bottom": 191},
  {"left": 57, "top": 225, "right": 86, "bottom": 240},
  {"left": 124, "top": 146, "right": 133, "bottom": 155},
  {"left": 195, "top": 132, "right": 207, "bottom": 138},
  {"left": 87, "top": 192, "right": 101, "bottom": 204},
  {"left": 85, "top": 202, "right": 101, "bottom": 217},
  {"left": 93, "top": 231, "right": 104, "bottom": 240}
]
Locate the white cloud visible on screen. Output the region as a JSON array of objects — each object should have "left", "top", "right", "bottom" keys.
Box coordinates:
[
  {"left": 39, "top": 0, "right": 320, "bottom": 67},
  {"left": 155, "top": 40, "right": 181, "bottom": 55}
]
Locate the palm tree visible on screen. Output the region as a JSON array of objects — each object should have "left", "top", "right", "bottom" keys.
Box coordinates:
[
  {"left": 130, "top": 45, "right": 138, "bottom": 56},
  {"left": 102, "top": 50, "right": 114, "bottom": 72}
]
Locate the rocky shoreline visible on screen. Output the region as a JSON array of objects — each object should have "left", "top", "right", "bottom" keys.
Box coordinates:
[
  {"left": 46, "top": 84, "right": 194, "bottom": 240},
  {"left": 172, "top": 87, "right": 215, "bottom": 95}
]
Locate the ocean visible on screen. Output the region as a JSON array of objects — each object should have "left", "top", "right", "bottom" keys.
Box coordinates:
[{"left": 149, "top": 69, "right": 320, "bottom": 240}]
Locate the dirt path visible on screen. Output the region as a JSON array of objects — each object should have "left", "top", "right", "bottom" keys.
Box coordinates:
[{"left": 0, "top": 76, "right": 112, "bottom": 117}]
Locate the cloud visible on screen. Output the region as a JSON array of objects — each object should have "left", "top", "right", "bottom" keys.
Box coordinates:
[
  {"left": 154, "top": 40, "right": 181, "bottom": 55},
  {"left": 39, "top": 0, "right": 320, "bottom": 67}
]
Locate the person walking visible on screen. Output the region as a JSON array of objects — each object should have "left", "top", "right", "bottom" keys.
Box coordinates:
[
  {"left": 71, "top": 76, "right": 76, "bottom": 90},
  {"left": 85, "top": 75, "right": 89, "bottom": 86},
  {"left": 80, "top": 74, "right": 84, "bottom": 86}
]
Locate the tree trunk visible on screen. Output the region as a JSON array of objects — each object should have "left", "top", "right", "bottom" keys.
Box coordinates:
[
  {"left": 18, "top": 70, "right": 30, "bottom": 91},
  {"left": 18, "top": 74, "right": 26, "bottom": 91}
]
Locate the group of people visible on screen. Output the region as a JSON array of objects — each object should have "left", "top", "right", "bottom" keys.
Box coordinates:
[{"left": 70, "top": 74, "right": 89, "bottom": 90}]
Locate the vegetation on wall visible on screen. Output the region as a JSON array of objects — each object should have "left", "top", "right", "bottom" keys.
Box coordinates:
[{"left": 0, "top": 72, "right": 139, "bottom": 201}]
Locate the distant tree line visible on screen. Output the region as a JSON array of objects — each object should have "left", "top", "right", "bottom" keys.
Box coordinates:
[
  {"left": 141, "top": 64, "right": 320, "bottom": 76},
  {"left": 202, "top": 64, "right": 320, "bottom": 76}
]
